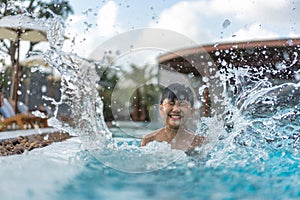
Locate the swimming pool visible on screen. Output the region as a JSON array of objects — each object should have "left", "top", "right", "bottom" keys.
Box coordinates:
[
  {"left": 35, "top": 47, "right": 300, "bottom": 199},
  {"left": 2, "top": 83, "right": 300, "bottom": 200},
  {"left": 1, "top": 4, "right": 300, "bottom": 200},
  {"left": 1, "top": 126, "right": 300, "bottom": 200}
]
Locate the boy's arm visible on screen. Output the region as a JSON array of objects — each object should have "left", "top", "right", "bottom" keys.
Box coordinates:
[
  {"left": 140, "top": 137, "right": 148, "bottom": 147},
  {"left": 140, "top": 131, "right": 157, "bottom": 147}
]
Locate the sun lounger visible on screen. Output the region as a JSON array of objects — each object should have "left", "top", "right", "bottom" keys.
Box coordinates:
[{"left": 0, "top": 99, "right": 48, "bottom": 131}]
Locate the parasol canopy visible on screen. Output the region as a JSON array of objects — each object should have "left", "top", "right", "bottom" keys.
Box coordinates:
[{"left": 0, "top": 14, "right": 48, "bottom": 42}]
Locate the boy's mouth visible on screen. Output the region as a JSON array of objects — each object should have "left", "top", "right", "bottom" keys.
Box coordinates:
[{"left": 169, "top": 113, "right": 183, "bottom": 120}]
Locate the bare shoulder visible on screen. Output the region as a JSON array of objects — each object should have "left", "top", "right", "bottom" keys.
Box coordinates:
[{"left": 140, "top": 129, "right": 161, "bottom": 147}]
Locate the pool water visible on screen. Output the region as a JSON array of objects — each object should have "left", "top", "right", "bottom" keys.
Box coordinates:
[
  {"left": 59, "top": 150, "right": 300, "bottom": 200},
  {"left": 54, "top": 139, "right": 300, "bottom": 200},
  {"left": 1, "top": 134, "right": 299, "bottom": 200}
]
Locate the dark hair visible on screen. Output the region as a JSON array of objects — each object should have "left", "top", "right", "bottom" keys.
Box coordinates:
[{"left": 160, "top": 83, "right": 194, "bottom": 107}]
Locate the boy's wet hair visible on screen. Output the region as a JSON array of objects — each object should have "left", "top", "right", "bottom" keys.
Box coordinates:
[{"left": 160, "top": 83, "right": 194, "bottom": 107}]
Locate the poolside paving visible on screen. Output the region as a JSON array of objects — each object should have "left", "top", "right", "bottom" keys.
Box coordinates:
[{"left": 0, "top": 128, "right": 72, "bottom": 156}]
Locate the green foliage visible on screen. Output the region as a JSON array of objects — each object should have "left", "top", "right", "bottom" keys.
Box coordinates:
[
  {"left": 129, "top": 83, "right": 164, "bottom": 121},
  {"left": 27, "top": 0, "right": 74, "bottom": 19},
  {"left": 99, "top": 64, "right": 162, "bottom": 122},
  {"left": 0, "top": 0, "right": 74, "bottom": 18},
  {"left": 0, "top": 67, "right": 11, "bottom": 91},
  {"left": 98, "top": 68, "right": 120, "bottom": 121}
]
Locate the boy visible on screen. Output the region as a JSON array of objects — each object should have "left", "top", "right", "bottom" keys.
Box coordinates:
[{"left": 140, "top": 83, "right": 205, "bottom": 151}]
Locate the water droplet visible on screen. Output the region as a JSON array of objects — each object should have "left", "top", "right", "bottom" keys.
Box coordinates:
[
  {"left": 295, "top": 72, "right": 300, "bottom": 80},
  {"left": 222, "top": 19, "right": 231, "bottom": 29},
  {"left": 115, "top": 50, "right": 121, "bottom": 55},
  {"left": 202, "top": 77, "right": 209, "bottom": 83},
  {"left": 41, "top": 85, "right": 47, "bottom": 93},
  {"left": 221, "top": 60, "right": 227, "bottom": 66},
  {"left": 187, "top": 162, "right": 195, "bottom": 168},
  {"left": 287, "top": 39, "right": 293, "bottom": 46}
]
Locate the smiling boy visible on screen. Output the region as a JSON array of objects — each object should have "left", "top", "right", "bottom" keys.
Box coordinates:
[{"left": 140, "top": 83, "right": 205, "bottom": 151}]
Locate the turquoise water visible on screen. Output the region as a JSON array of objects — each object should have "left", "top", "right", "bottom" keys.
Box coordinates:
[
  {"left": 1, "top": 127, "right": 300, "bottom": 200},
  {"left": 56, "top": 149, "right": 300, "bottom": 200}
]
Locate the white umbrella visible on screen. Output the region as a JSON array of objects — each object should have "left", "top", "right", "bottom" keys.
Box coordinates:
[
  {"left": 0, "top": 14, "right": 47, "bottom": 42},
  {"left": 0, "top": 14, "right": 48, "bottom": 112}
]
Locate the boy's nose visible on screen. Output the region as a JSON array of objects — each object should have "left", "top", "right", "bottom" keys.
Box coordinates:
[{"left": 172, "top": 102, "right": 181, "bottom": 111}]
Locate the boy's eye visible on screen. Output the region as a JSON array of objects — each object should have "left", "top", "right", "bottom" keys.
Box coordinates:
[
  {"left": 179, "top": 102, "right": 188, "bottom": 107},
  {"left": 168, "top": 101, "right": 175, "bottom": 105},
  {"left": 165, "top": 101, "right": 189, "bottom": 107}
]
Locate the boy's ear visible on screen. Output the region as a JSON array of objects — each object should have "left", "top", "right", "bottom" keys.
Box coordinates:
[
  {"left": 159, "top": 104, "right": 163, "bottom": 110},
  {"left": 159, "top": 104, "right": 164, "bottom": 115}
]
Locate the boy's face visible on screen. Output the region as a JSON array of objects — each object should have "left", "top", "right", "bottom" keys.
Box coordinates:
[{"left": 159, "top": 98, "right": 194, "bottom": 129}]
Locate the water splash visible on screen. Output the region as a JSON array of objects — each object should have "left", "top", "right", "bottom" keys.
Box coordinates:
[
  {"left": 201, "top": 64, "right": 300, "bottom": 168},
  {"left": 44, "top": 48, "right": 112, "bottom": 145},
  {"left": 39, "top": 12, "right": 300, "bottom": 173},
  {"left": 36, "top": 14, "right": 111, "bottom": 152}
]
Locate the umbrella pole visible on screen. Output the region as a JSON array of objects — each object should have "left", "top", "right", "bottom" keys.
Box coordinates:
[
  {"left": 9, "top": 44, "right": 16, "bottom": 100},
  {"left": 13, "top": 31, "right": 21, "bottom": 113},
  {"left": 51, "top": 67, "right": 55, "bottom": 99}
]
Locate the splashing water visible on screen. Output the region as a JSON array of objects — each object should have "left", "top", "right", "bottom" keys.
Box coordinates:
[
  {"left": 41, "top": 13, "right": 300, "bottom": 174},
  {"left": 44, "top": 48, "right": 112, "bottom": 145},
  {"left": 202, "top": 62, "right": 300, "bottom": 167}
]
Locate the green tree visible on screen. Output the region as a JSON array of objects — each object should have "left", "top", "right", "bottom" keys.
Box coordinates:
[
  {"left": 123, "top": 64, "right": 159, "bottom": 121},
  {"left": 0, "top": 0, "right": 73, "bottom": 18},
  {"left": 98, "top": 64, "right": 163, "bottom": 122},
  {"left": 98, "top": 68, "right": 120, "bottom": 122}
]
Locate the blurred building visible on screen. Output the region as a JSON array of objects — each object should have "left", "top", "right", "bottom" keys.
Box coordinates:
[{"left": 158, "top": 38, "right": 300, "bottom": 116}]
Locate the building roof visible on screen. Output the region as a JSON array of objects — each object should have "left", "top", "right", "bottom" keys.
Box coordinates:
[
  {"left": 158, "top": 38, "right": 300, "bottom": 64},
  {"left": 157, "top": 38, "right": 300, "bottom": 80}
]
